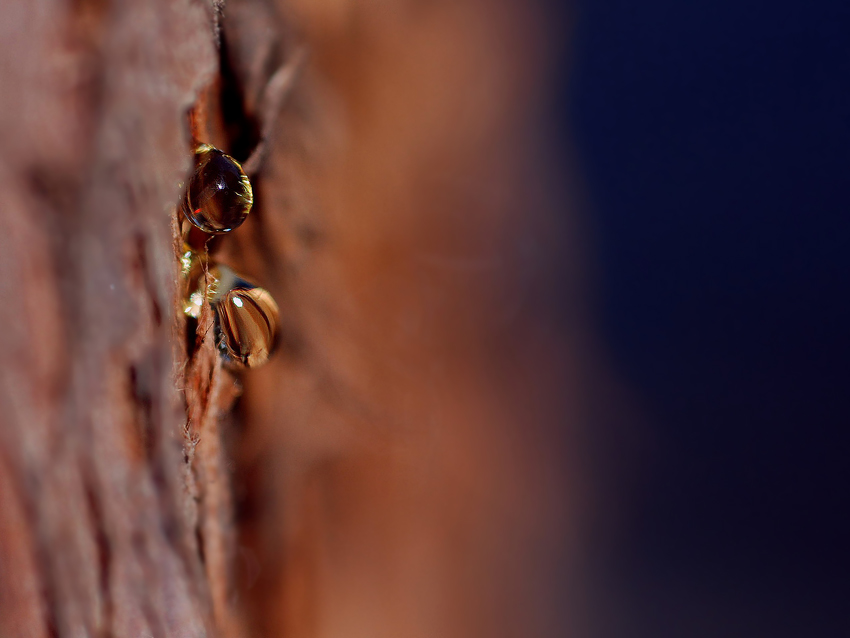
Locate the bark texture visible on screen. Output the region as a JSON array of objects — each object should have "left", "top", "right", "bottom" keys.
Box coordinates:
[
  {"left": 0, "top": 0, "right": 584, "bottom": 637},
  {"left": 0, "top": 0, "right": 227, "bottom": 635}
]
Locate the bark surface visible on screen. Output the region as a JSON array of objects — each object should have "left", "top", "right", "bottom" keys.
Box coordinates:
[{"left": 0, "top": 0, "right": 232, "bottom": 635}]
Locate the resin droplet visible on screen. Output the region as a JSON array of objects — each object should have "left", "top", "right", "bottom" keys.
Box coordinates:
[
  {"left": 215, "top": 287, "right": 279, "bottom": 369},
  {"left": 182, "top": 144, "right": 253, "bottom": 234},
  {"left": 180, "top": 245, "right": 214, "bottom": 318}
]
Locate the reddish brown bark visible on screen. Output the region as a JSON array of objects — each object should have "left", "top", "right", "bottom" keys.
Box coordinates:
[{"left": 0, "top": 0, "right": 228, "bottom": 635}]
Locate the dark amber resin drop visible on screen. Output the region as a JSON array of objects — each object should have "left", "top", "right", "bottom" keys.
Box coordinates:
[{"left": 182, "top": 144, "right": 253, "bottom": 234}]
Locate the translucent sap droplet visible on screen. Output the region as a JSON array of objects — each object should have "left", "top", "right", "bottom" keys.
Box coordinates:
[
  {"left": 215, "top": 285, "right": 279, "bottom": 369},
  {"left": 181, "top": 144, "right": 253, "bottom": 235}
]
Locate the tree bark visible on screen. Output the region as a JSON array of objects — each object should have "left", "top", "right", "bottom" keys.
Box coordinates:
[
  {"left": 0, "top": 0, "right": 584, "bottom": 637},
  {"left": 0, "top": 0, "right": 231, "bottom": 635}
]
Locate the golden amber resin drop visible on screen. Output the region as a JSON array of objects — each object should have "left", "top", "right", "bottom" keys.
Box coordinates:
[
  {"left": 215, "top": 286, "right": 279, "bottom": 369},
  {"left": 182, "top": 144, "right": 253, "bottom": 234}
]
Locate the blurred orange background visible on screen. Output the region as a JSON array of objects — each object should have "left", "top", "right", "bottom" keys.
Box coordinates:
[{"left": 218, "top": 1, "right": 591, "bottom": 636}]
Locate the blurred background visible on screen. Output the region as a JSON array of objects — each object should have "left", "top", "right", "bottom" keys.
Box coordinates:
[{"left": 570, "top": 0, "right": 850, "bottom": 635}]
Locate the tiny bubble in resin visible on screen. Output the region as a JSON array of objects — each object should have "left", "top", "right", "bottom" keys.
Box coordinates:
[
  {"left": 184, "top": 291, "right": 205, "bottom": 319},
  {"left": 181, "top": 144, "right": 253, "bottom": 234}
]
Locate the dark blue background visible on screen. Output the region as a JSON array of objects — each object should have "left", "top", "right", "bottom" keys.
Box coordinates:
[{"left": 569, "top": 1, "right": 850, "bottom": 635}]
